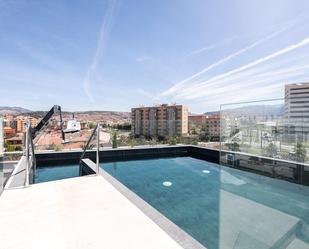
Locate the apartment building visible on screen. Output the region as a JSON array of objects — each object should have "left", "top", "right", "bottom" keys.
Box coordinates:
[
  {"left": 284, "top": 82, "right": 309, "bottom": 142},
  {"left": 204, "top": 114, "right": 220, "bottom": 139},
  {"left": 189, "top": 114, "right": 220, "bottom": 140},
  {"left": 188, "top": 115, "right": 207, "bottom": 129},
  {"left": 131, "top": 104, "right": 188, "bottom": 138},
  {"left": 15, "top": 118, "right": 24, "bottom": 133}
]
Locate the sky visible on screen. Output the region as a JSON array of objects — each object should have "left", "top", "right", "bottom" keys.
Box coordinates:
[{"left": 1, "top": 0, "right": 309, "bottom": 113}]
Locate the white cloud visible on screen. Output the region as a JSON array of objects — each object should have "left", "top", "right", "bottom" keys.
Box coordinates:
[
  {"left": 170, "top": 37, "right": 309, "bottom": 101},
  {"left": 187, "top": 45, "right": 215, "bottom": 57},
  {"left": 82, "top": 0, "right": 119, "bottom": 104},
  {"left": 160, "top": 27, "right": 289, "bottom": 98}
]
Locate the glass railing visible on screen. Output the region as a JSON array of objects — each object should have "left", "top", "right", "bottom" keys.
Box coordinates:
[
  {"left": 0, "top": 116, "right": 4, "bottom": 194},
  {"left": 219, "top": 98, "right": 309, "bottom": 249},
  {"left": 2, "top": 107, "right": 220, "bottom": 153}
]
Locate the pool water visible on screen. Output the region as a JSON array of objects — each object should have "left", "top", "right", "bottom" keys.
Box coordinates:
[
  {"left": 102, "top": 157, "right": 220, "bottom": 249},
  {"left": 100, "top": 157, "right": 309, "bottom": 249},
  {"left": 35, "top": 165, "right": 80, "bottom": 183}
]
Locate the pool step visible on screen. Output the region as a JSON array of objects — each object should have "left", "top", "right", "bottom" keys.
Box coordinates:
[
  {"left": 286, "top": 238, "right": 309, "bottom": 249},
  {"left": 221, "top": 191, "right": 302, "bottom": 249},
  {"left": 232, "top": 231, "right": 270, "bottom": 249}
]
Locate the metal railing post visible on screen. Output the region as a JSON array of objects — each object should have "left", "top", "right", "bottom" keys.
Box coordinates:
[
  {"left": 25, "top": 127, "right": 30, "bottom": 187},
  {"left": 96, "top": 123, "right": 100, "bottom": 175}
]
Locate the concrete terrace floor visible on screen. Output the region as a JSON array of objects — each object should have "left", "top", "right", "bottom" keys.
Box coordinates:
[{"left": 0, "top": 175, "right": 183, "bottom": 249}]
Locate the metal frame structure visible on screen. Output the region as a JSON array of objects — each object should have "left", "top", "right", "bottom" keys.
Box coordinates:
[
  {"left": 80, "top": 123, "right": 100, "bottom": 175},
  {"left": 25, "top": 125, "right": 36, "bottom": 187}
]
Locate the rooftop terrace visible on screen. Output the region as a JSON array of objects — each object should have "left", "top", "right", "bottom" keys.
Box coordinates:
[{"left": 0, "top": 175, "right": 186, "bottom": 249}]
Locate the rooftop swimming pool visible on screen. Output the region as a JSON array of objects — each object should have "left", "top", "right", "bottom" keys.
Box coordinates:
[
  {"left": 35, "top": 164, "right": 79, "bottom": 183},
  {"left": 33, "top": 155, "right": 309, "bottom": 249},
  {"left": 100, "top": 157, "right": 309, "bottom": 249}
]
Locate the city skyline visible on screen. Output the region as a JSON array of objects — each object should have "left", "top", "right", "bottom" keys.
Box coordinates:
[{"left": 1, "top": 0, "right": 309, "bottom": 113}]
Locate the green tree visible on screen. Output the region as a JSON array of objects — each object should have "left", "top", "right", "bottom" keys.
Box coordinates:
[
  {"left": 80, "top": 143, "right": 95, "bottom": 150},
  {"left": 48, "top": 143, "right": 62, "bottom": 151},
  {"left": 264, "top": 142, "right": 278, "bottom": 158},
  {"left": 14, "top": 145, "right": 23, "bottom": 151},
  {"left": 89, "top": 123, "right": 96, "bottom": 129},
  {"left": 112, "top": 131, "right": 118, "bottom": 149},
  {"left": 226, "top": 142, "right": 240, "bottom": 152},
  {"left": 4, "top": 141, "right": 15, "bottom": 152},
  {"left": 129, "top": 138, "right": 136, "bottom": 148},
  {"left": 294, "top": 142, "right": 307, "bottom": 163},
  {"left": 168, "top": 136, "right": 177, "bottom": 145},
  {"left": 199, "top": 132, "right": 210, "bottom": 142},
  {"left": 191, "top": 127, "right": 197, "bottom": 135},
  {"left": 191, "top": 138, "right": 198, "bottom": 145}
]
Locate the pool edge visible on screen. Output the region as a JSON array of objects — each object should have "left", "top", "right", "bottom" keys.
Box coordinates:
[{"left": 81, "top": 158, "right": 206, "bottom": 249}]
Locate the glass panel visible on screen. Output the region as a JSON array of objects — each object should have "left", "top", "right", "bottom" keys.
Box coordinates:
[
  {"left": 0, "top": 116, "right": 3, "bottom": 194},
  {"left": 219, "top": 98, "right": 309, "bottom": 249}
]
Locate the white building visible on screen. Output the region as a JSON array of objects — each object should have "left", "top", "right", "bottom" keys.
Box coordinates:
[{"left": 284, "top": 82, "right": 309, "bottom": 142}]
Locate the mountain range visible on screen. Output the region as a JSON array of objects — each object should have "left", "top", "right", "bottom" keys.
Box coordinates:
[
  {"left": 0, "top": 106, "right": 32, "bottom": 115},
  {"left": 0, "top": 106, "right": 131, "bottom": 123}
]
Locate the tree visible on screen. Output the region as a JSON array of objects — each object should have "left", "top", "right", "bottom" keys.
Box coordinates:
[
  {"left": 226, "top": 142, "right": 240, "bottom": 152},
  {"left": 199, "top": 132, "right": 210, "bottom": 142},
  {"left": 129, "top": 138, "right": 136, "bottom": 148},
  {"left": 191, "top": 127, "right": 197, "bottom": 135},
  {"left": 89, "top": 123, "right": 96, "bottom": 129},
  {"left": 80, "top": 143, "right": 95, "bottom": 150},
  {"left": 168, "top": 136, "right": 177, "bottom": 145},
  {"left": 264, "top": 142, "right": 278, "bottom": 158},
  {"left": 4, "top": 141, "right": 15, "bottom": 152},
  {"left": 112, "top": 131, "right": 118, "bottom": 149},
  {"left": 191, "top": 138, "right": 198, "bottom": 146},
  {"left": 14, "top": 145, "right": 23, "bottom": 151},
  {"left": 48, "top": 143, "right": 62, "bottom": 151},
  {"left": 294, "top": 142, "right": 307, "bottom": 163}
]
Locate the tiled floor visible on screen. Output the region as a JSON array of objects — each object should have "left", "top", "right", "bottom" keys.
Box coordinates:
[{"left": 0, "top": 175, "right": 183, "bottom": 249}]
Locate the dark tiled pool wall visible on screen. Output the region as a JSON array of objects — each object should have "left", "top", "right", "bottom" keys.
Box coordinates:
[
  {"left": 188, "top": 146, "right": 219, "bottom": 164},
  {"left": 35, "top": 151, "right": 95, "bottom": 166},
  {"left": 220, "top": 151, "right": 309, "bottom": 186},
  {"left": 99, "top": 146, "right": 188, "bottom": 162},
  {"left": 35, "top": 146, "right": 309, "bottom": 186},
  {"left": 36, "top": 146, "right": 190, "bottom": 165}
]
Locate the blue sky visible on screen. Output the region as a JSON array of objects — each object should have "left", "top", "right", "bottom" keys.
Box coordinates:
[{"left": 1, "top": 0, "right": 309, "bottom": 113}]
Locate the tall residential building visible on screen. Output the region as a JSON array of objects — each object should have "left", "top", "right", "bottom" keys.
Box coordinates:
[
  {"left": 204, "top": 114, "right": 220, "bottom": 139},
  {"left": 27, "top": 117, "right": 39, "bottom": 128},
  {"left": 284, "top": 82, "right": 309, "bottom": 142},
  {"left": 188, "top": 115, "right": 207, "bottom": 129},
  {"left": 131, "top": 104, "right": 188, "bottom": 138},
  {"left": 15, "top": 118, "right": 24, "bottom": 133},
  {"left": 189, "top": 114, "right": 220, "bottom": 139}
]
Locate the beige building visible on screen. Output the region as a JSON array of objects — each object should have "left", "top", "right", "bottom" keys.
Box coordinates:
[
  {"left": 189, "top": 114, "right": 220, "bottom": 140},
  {"left": 131, "top": 104, "right": 188, "bottom": 138},
  {"left": 15, "top": 118, "right": 24, "bottom": 133},
  {"left": 204, "top": 114, "right": 220, "bottom": 139}
]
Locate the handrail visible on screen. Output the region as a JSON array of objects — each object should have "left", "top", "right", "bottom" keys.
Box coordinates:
[
  {"left": 79, "top": 124, "right": 98, "bottom": 162},
  {"left": 30, "top": 129, "right": 36, "bottom": 183},
  {"left": 80, "top": 123, "right": 100, "bottom": 175},
  {"left": 25, "top": 125, "right": 36, "bottom": 187}
]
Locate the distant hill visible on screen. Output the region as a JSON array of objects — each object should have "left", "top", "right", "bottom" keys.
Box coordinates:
[
  {"left": 201, "top": 105, "right": 284, "bottom": 116},
  {"left": 1, "top": 106, "right": 131, "bottom": 123},
  {"left": 219, "top": 104, "right": 284, "bottom": 116},
  {"left": 0, "top": 106, "right": 32, "bottom": 115},
  {"left": 204, "top": 111, "right": 220, "bottom": 116},
  {"left": 23, "top": 110, "right": 131, "bottom": 123}
]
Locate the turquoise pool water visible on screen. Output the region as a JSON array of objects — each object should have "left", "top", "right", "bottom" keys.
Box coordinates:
[
  {"left": 35, "top": 165, "right": 79, "bottom": 183},
  {"left": 100, "top": 157, "right": 309, "bottom": 249},
  {"left": 102, "top": 157, "right": 220, "bottom": 249}
]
